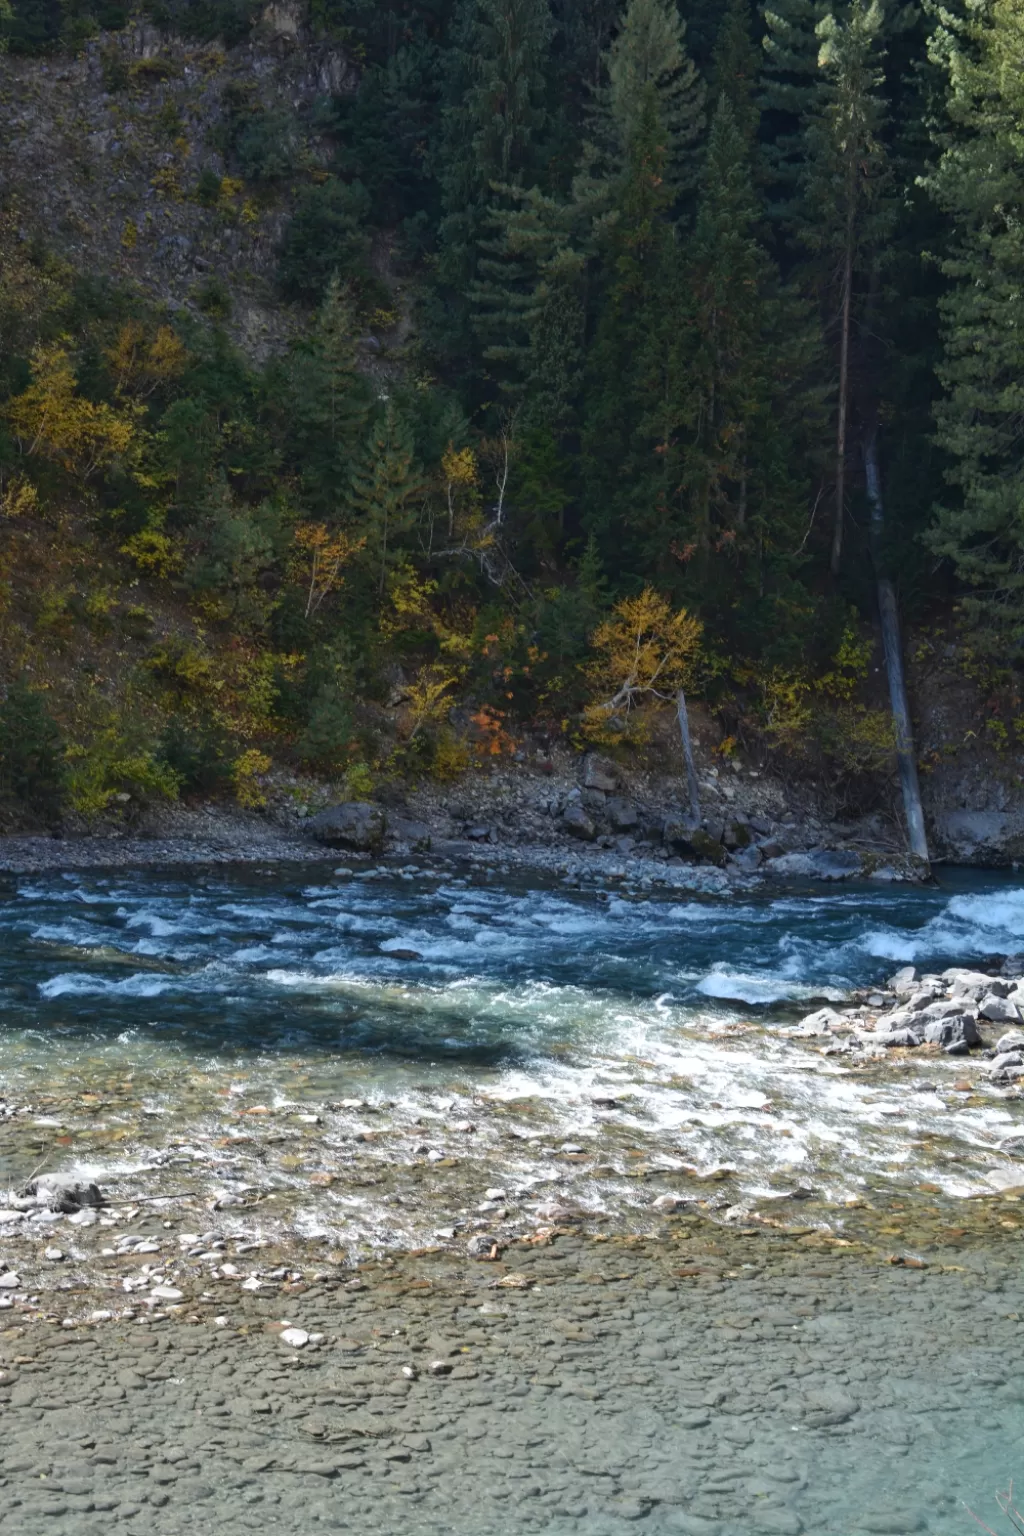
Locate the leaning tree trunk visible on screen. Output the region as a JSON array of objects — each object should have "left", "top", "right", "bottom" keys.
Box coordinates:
[
  {"left": 676, "top": 690, "right": 701, "bottom": 828},
  {"left": 863, "top": 429, "right": 929, "bottom": 864}
]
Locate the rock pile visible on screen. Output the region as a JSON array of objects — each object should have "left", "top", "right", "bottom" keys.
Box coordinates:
[{"left": 790, "top": 957, "right": 1024, "bottom": 1067}]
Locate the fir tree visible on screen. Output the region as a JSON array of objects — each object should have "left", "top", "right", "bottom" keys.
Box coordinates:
[
  {"left": 435, "top": 0, "right": 554, "bottom": 347},
  {"left": 800, "top": 0, "right": 893, "bottom": 575},
  {"left": 709, "top": 0, "right": 762, "bottom": 149},
  {"left": 926, "top": 0, "right": 1024, "bottom": 651},
  {"left": 679, "top": 96, "right": 775, "bottom": 562},
  {"left": 350, "top": 401, "right": 426, "bottom": 597},
  {"left": 581, "top": 0, "right": 705, "bottom": 208},
  {"left": 760, "top": 0, "right": 828, "bottom": 220},
  {"left": 283, "top": 277, "right": 372, "bottom": 520}
]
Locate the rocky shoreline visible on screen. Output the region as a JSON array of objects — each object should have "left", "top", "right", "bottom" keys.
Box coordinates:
[{"left": 0, "top": 743, "right": 933, "bottom": 886}]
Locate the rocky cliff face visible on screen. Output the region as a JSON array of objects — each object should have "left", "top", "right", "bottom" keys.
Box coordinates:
[{"left": 0, "top": 8, "right": 355, "bottom": 360}]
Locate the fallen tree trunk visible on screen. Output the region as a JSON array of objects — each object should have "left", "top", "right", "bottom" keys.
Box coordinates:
[
  {"left": 676, "top": 689, "right": 701, "bottom": 828},
  {"left": 863, "top": 429, "right": 930, "bottom": 865}
]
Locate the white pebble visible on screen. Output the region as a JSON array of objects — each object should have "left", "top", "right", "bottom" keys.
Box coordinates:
[{"left": 280, "top": 1327, "right": 309, "bottom": 1348}]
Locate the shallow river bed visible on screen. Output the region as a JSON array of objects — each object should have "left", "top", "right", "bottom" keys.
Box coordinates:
[{"left": 2, "top": 861, "right": 1024, "bottom": 1532}]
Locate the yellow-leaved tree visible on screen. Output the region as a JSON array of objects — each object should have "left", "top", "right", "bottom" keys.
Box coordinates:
[
  {"left": 6, "top": 341, "right": 139, "bottom": 479},
  {"left": 292, "top": 522, "right": 366, "bottom": 618},
  {"left": 583, "top": 587, "right": 704, "bottom": 821},
  {"left": 105, "top": 321, "right": 188, "bottom": 400}
]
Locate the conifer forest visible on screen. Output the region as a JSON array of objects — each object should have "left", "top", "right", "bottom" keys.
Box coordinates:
[{"left": 0, "top": 0, "right": 1021, "bottom": 826}]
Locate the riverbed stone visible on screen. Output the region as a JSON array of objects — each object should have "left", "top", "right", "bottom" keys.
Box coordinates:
[
  {"left": 307, "top": 802, "right": 387, "bottom": 852},
  {"left": 979, "top": 994, "right": 1023, "bottom": 1024}
]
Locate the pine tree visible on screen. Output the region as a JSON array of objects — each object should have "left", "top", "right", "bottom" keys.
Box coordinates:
[
  {"left": 284, "top": 278, "right": 372, "bottom": 520},
  {"left": 581, "top": 0, "right": 705, "bottom": 207},
  {"left": 926, "top": 0, "right": 1024, "bottom": 651},
  {"left": 435, "top": 0, "right": 554, "bottom": 348},
  {"left": 709, "top": 0, "right": 762, "bottom": 149},
  {"left": 678, "top": 96, "right": 775, "bottom": 562},
  {"left": 349, "top": 401, "right": 426, "bottom": 598},
  {"left": 760, "top": 0, "right": 828, "bottom": 219},
  {"left": 799, "top": 0, "right": 893, "bottom": 575}
]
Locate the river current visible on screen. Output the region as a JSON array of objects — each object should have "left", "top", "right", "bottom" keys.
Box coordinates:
[{"left": 2, "top": 862, "right": 1024, "bottom": 1250}]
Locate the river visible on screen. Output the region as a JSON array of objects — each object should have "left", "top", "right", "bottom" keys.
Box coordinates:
[{"left": 1, "top": 861, "right": 1023, "bottom": 1535}]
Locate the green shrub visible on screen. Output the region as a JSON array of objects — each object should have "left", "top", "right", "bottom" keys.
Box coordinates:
[
  {"left": 158, "top": 716, "right": 234, "bottom": 797},
  {"left": 193, "top": 276, "right": 232, "bottom": 318},
  {"left": 296, "top": 683, "right": 357, "bottom": 774},
  {"left": 0, "top": 677, "right": 67, "bottom": 822},
  {"left": 194, "top": 167, "right": 224, "bottom": 207}
]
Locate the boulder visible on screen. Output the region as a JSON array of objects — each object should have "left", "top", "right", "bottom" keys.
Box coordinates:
[
  {"left": 307, "top": 802, "right": 387, "bottom": 852},
  {"left": 888, "top": 966, "right": 917, "bottom": 992},
  {"left": 388, "top": 816, "right": 431, "bottom": 851},
  {"left": 723, "top": 819, "right": 752, "bottom": 850},
  {"left": 922, "top": 1015, "right": 981, "bottom": 1048},
  {"left": 905, "top": 987, "right": 943, "bottom": 1011},
  {"left": 765, "top": 847, "right": 862, "bottom": 881},
  {"left": 23, "top": 1174, "right": 104, "bottom": 1213},
  {"left": 562, "top": 804, "right": 596, "bottom": 840},
  {"left": 729, "top": 845, "right": 762, "bottom": 873},
  {"left": 980, "top": 993, "right": 1023, "bottom": 1024},
  {"left": 661, "top": 817, "right": 725, "bottom": 864},
  {"left": 606, "top": 796, "right": 639, "bottom": 831},
  {"left": 990, "top": 1050, "right": 1024, "bottom": 1074},
  {"left": 688, "top": 828, "right": 727, "bottom": 866},
  {"left": 796, "top": 1007, "right": 848, "bottom": 1035},
  {"left": 933, "top": 808, "right": 1024, "bottom": 866},
  {"left": 996, "top": 1030, "right": 1024, "bottom": 1055},
  {"left": 880, "top": 1027, "right": 924, "bottom": 1048},
  {"left": 582, "top": 753, "right": 618, "bottom": 793}
]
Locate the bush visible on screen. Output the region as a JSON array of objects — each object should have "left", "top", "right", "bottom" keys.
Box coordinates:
[
  {"left": 0, "top": 677, "right": 67, "bottom": 822},
  {"left": 296, "top": 683, "right": 357, "bottom": 774},
  {"left": 66, "top": 722, "right": 181, "bottom": 816},
  {"left": 158, "top": 716, "right": 234, "bottom": 798}
]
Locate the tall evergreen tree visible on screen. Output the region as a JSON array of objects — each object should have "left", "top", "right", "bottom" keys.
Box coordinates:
[
  {"left": 926, "top": 0, "right": 1024, "bottom": 651},
  {"left": 709, "top": 0, "right": 762, "bottom": 149},
  {"left": 435, "top": 0, "right": 554, "bottom": 359},
  {"left": 760, "top": 0, "right": 828, "bottom": 220},
  {"left": 282, "top": 278, "right": 372, "bottom": 521},
  {"left": 582, "top": 0, "right": 705, "bottom": 205},
  {"left": 679, "top": 96, "right": 775, "bottom": 563},
  {"left": 801, "top": 0, "right": 893, "bottom": 576},
  {"left": 350, "top": 401, "right": 426, "bottom": 597}
]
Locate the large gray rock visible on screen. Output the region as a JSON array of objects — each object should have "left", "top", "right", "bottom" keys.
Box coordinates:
[
  {"left": 933, "top": 808, "right": 1024, "bottom": 866},
  {"left": 388, "top": 816, "right": 431, "bottom": 850},
  {"left": 980, "top": 994, "right": 1023, "bottom": 1025},
  {"left": 922, "top": 1014, "right": 981, "bottom": 1048},
  {"left": 765, "top": 847, "right": 863, "bottom": 881},
  {"left": 606, "top": 796, "right": 639, "bottom": 831},
  {"left": 23, "top": 1174, "right": 104, "bottom": 1213},
  {"left": 582, "top": 753, "right": 618, "bottom": 793},
  {"left": 722, "top": 819, "right": 752, "bottom": 850},
  {"left": 307, "top": 802, "right": 386, "bottom": 851},
  {"left": 562, "top": 803, "right": 596, "bottom": 840},
  {"left": 880, "top": 1027, "right": 924, "bottom": 1048},
  {"left": 729, "top": 845, "right": 762, "bottom": 873}
]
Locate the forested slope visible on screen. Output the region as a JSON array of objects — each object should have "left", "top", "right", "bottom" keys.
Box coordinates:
[{"left": 0, "top": 0, "right": 1020, "bottom": 846}]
